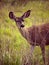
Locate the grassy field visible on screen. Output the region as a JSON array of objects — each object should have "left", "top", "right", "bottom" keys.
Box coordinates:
[{"left": 0, "top": 1, "right": 49, "bottom": 65}]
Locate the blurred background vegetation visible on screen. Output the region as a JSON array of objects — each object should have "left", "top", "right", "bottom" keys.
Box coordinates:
[{"left": 0, "top": 0, "right": 49, "bottom": 65}]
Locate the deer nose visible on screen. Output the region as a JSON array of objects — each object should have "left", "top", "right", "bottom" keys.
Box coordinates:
[
  {"left": 21, "top": 24, "right": 24, "bottom": 27},
  {"left": 21, "top": 22, "right": 24, "bottom": 27}
]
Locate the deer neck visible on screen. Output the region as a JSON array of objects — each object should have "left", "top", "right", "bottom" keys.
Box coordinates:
[
  {"left": 18, "top": 26, "right": 28, "bottom": 40},
  {"left": 14, "top": 18, "right": 32, "bottom": 43}
]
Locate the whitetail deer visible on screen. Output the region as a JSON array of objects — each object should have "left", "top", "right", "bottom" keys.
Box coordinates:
[{"left": 9, "top": 10, "right": 49, "bottom": 65}]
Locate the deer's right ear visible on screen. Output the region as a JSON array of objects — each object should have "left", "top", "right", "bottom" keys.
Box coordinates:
[
  {"left": 21, "top": 10, "right": 31, "bottom": 19},
  {"left": 9, "top": 12, "right": 14, "bottom": 19}
]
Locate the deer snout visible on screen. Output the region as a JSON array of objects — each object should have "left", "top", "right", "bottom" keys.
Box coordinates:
[
  {"left": 20, "top": 22, "right": 25, "bottom": 27},
  {"left": 9, "top": 12, "right": 14, "bottom": 19},
  {"left": 20, "top": 24, "right": 24, "bottom": 27}
]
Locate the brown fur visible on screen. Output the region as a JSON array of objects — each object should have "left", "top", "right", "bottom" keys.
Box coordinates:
[
  {"left": 9, "top": 11, "right": 49, "bottom": 65},
  {"left": 26, "top": 23, "right": 49, "bottom": 46},
  {"left": 20, "top": 23, "right": 49, "bottom": 65}
]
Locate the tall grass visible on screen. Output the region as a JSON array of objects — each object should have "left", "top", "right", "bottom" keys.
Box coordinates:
[{"left": 0, "top": 1, "right": 49, "bottom": 65}]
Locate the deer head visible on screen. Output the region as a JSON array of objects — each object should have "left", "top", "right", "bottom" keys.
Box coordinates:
[{"left": 9, "top": 10, "right": 31, "bottom": 28}]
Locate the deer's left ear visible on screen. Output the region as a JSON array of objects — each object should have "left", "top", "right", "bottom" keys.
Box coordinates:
[{"left": 21, "top": 10, "right": 31, "bottom": 19}]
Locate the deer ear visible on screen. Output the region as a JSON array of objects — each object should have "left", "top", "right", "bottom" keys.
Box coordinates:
[
  {"left": 21, "top": 10, "right": 31, "bottom": 19},
  {"left": 9, "top": 12, "right": 14, "bottom": 19}
]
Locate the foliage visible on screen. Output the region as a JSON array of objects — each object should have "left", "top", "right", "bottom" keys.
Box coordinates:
[{"left": 0, "top": 1, "right": 49, "bottom": 65}]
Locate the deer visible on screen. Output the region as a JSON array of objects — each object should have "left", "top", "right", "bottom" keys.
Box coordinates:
[{"left": 9, "top": 10, "right": 49, "bottom": 65}]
